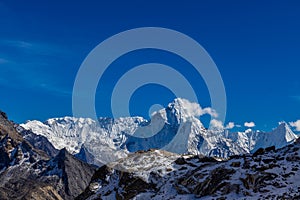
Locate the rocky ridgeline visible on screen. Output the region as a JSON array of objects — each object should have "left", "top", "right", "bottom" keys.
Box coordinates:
[
  {"left": 0, "top": 111, "right": 96, "bottom": 200},
  {"left": 78, "top": 142, "right": 300, "bottom": 199}
]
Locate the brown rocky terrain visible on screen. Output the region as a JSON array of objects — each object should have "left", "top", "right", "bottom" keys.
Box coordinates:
[{"left": 0, "top": 111, "right": 96, "bottom": 200}]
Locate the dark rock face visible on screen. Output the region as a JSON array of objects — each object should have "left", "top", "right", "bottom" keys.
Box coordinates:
[
  {"left": 0, "top": 111, "right": 7, "bottom": 119},
  {"left": 193, "top": 167, "right": 236, "bottom": 197},
  {"left": 0, "top": 112, "right": 25, "bottom": 144},
  {"left": 76, "top": 165, "right": 155, "bottom": 200},
  {"left": 21, "top": 128, "right": 59, "bottom": 157},
  {"left": 75, "top": 144, "right": 97, "bottom": 166},
  {"left": 46, "top": 148, "right": 96, "bottom": 199},
  {"left": 0, "top": 111, "right": 96, "bottom": 200},
  {"left": 265, "top": 145, "right": 276, "bottom": 152},
  {"left": 0, "top": 145, "right": 10, "bottom": 169},
  {"left": 253, "top": 147, "right": 265, "bottom": 157},
  {"left": 230, "top": 161, "right": 241, "bottom": 167},
  {"left": 240, "top": 172, "right": 278, "bottom": 192}
]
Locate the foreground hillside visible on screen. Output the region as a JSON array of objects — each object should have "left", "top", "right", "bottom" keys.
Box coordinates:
[
  {"left": 78, "top": 142, "right": 300, "bottom": 199},
  {"left": 0, "top": 111, "right": 95, "bottom": 200}
]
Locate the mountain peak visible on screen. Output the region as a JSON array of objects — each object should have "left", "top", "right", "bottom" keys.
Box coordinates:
[
  {"left": 168, "top": 98, "right": 203, "bottom": 119},
  {"left": 0, "top": 110, "right": 7, "bottom": 120},
  {"left": 278, "top": 121, "right": 289, "bottom": 128},
  {"left": 57, "top": 147, "right": 68, "bottom": 158},
  {"left": 276, "top": 121, "right": 298, "bottom": 143},
  {"left": 0, "top": 110, "right": 24, "bottom": 144},
  {"left": 249, "top": 122, "right": 298, "bottom": 153}
]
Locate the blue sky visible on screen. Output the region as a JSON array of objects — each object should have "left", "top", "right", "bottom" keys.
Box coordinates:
[{"left": 0, "top": 0, "right": 300, "bottom": 131}]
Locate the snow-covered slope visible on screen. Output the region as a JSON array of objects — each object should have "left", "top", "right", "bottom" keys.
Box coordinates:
[
  {"left": 20, "top": 98, "right": 298, "bottom": 166},
  {"left": 21, "top": 116, "right": 145, "bottom": 166},
  {"left": 78, "top": 139, "right": 300, "bottom": 199},
  {"left": 247, "top": 122, "right": 298, "bottom": 152}
]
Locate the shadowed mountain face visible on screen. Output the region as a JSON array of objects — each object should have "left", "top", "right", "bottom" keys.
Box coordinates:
[
  {"left": 0, "top": 111, "right": 96, "bottom": 200},
  {"left": 18, "top": 127, "right": 59, "bottom": 157}
]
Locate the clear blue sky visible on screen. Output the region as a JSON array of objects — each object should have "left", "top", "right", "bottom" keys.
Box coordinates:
[{"left": 0, "top": 0, "right": 300, "bottom": 131}]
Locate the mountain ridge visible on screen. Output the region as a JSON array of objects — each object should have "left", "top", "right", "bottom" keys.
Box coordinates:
[
  {"left": 20, "top": 98, "right": 298, "bottom": 166},
  {"left": 0, "top": 110, "right": 96, "bottom": 200},
  {"left": 77, "top": 139, "right": 300, "bottom": 199},
  {"left": 1, "top": 103, "right": 300, "bottom": 199}
]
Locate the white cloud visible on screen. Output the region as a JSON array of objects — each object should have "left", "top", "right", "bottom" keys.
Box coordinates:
[
  {"left": 175, "top": 98, "right": 202, "bottom": 117},
  {"left": 225, "top": 122, "right": 235, "bottom": 129},
  {"left": 289, "top": 120, "right": 300, "bottom": 131},
  {"left": 210, "top": 119, "right": 224, "bottom": 130},
  {"left": 244, "top": 121, "right": 255, "bottom": 128},
  {"left": 174, "top": 98, "right": 218, "bottom": 118},
  {"left": 2, "top": 40, "right": 33, "bottom": 49},
  {"left": 202, "top": 107, "right": 218, "bottom": 118}
]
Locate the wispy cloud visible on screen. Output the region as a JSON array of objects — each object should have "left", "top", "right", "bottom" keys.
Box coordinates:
[
  {"left": 39, "top": 83, "right": 72, "bottom": 96},
  {"left": 0, "top": 72, "right": 71, "bottom": 97},
  {"left": 1, "top": 40, "right": 33, "bottom": 49},
  {"left": 225, "top": 122, "right": 235, "bottom": 129},
  {"left": 0, "top": 39, "right": 72, "bottom": 97},
  {"left": 289, "top": 120, "right": 300, "bottom": 131},
  {"left": 202, "top": 107, "right": 218, "bottom": 118},
  {"left": 0, "top": 39, "right": 69, "bottom": 56}
]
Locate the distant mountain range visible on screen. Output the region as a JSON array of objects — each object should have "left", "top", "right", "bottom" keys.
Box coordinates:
[
  {"left": 0, "top": 98, "right": 299, "bottom": 199},
  {"left": 20, "top": 98, "right": 298, "bottom": 166}
]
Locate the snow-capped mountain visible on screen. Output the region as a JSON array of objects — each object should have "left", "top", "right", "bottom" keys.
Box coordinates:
[
  {"left": 1, "top": 98, "right": 300, "bottom": 200},
  {"left": 20, "top": 116, "right": 145, "bottom": 166},
  {"left": 20, "top": 98, "right": 298, "bottom": 166}
]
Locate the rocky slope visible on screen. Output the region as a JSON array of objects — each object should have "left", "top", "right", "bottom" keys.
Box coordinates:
[
  {"left": 17, "top": 126, "right": 59, "bottom": 157},
  {"left": 78, "top": 140, "right": 300, "bottom": 199},
  {"left": 0, "top": 111, "right": 96, "bottom": 200}
]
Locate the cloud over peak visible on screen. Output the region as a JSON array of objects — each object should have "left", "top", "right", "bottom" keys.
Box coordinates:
[
  {"left": 210, "top": 119, "right": 224, "bottom": 130},
  {"left": 289, "top": 120, "right": 300, "bottom": 131},
  {"left": 225, "top": 122, "right": 235, "bottom": 129},
  {"left": 173, "top": 98, "right": 218, "bottom": 118}
]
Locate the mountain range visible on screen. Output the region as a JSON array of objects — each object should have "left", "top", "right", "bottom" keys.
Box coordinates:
[
  {"left": 0, "top": 98, "right": 299, "bottom": 199},
  {"left": 20, "top": 98, "right": 298, "bottom": 166}
]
